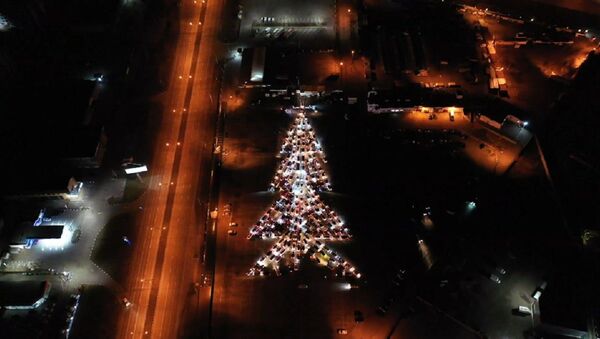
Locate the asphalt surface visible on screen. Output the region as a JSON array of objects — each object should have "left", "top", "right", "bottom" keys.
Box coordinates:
[
  {"left": 207, "top": 96, "right": 411, "bottom": 339},
  {"left": 115, "top": 0, "right": 223, "bottom": 337}
]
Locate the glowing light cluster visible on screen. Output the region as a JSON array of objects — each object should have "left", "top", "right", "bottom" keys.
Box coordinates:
[{"left": 248, "top": 111, "right": 360, "bottom": 279}]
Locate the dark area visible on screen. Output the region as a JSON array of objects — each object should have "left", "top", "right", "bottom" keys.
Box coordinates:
[{"left": 91, "top": 212, "right": 136, "bottom": 286}]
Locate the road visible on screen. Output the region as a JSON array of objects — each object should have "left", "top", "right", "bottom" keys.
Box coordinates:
[{"left": 115, "top": 0, "right": 224, "bottom": 337}]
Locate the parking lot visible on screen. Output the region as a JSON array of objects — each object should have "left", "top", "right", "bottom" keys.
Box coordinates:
[
  {"left": 239, "top": 0, "right": 335, "bottom": 46},
  {"left": 201, "top": 79, "right": 561, "bottom": 337}
]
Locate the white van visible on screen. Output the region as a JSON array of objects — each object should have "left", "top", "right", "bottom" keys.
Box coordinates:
[{"left": 518, "top": 306, "right": 532, "bottom": 315}]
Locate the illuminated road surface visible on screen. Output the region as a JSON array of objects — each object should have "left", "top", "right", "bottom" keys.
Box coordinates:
[{"left": 116, "top": 0, "right": 223, "bottom": 337}]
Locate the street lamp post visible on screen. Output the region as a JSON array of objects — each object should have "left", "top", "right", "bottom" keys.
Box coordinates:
[{"left": 530, "top": 300, "right": 536, "bottom": 333}]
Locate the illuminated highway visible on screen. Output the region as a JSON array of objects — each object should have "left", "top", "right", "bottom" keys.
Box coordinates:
[{"left": 115, "top": 0, "right": 223, "bottom": 337}]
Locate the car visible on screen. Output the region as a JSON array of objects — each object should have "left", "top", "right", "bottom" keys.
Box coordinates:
[
  {"left": 298, "top": 284, "right": 309, "bottom": 289},
  {"left": 354, "top": 310, "right": 364, "bottom": 323},
  {"left": 229, "top": 222, "right": 238, "bottom": 227},
  {"left": 122, "top": 298, "right": 133, "bottom": 308},
  {"left": 336, "top": 328, "right": 348, "bottom": 335},
  {"left": 489, "top": 274, "right": 501, "bottom": 284},
  {"left": 227, "top": 230, "right": 237, "bottom": 236},
  {"left": 517, "top": 306, "right": 532, "bottom": 315}
]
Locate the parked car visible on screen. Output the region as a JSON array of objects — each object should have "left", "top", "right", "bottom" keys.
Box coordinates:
[
  {"left": 122, "top": 298, "right": 133, "bottom": 308},
  {"left": 516, "top": 306, "right": 532, "bottom": 315},
  {"left": 489, "top": 273, "right": 501, "bottom": 284}
]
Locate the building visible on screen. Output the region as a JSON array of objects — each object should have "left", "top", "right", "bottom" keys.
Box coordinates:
[
  {"left": 0, "top": 79, "right": 106, "bottom": 198},
  {"left": 10, "top": 224, "right": 64, "bottom": 249},
  {"left": 0, "top": 280, "right": 51, "bottom": 310},
  {"left": 60, "top": 126, "right": 107, "bottom": 169},
  {"left": 2, "top": 174, "right": 82, "bottom": 201},
  {"left": 367, "top": 87, "right": 458, "bottom": 113}
]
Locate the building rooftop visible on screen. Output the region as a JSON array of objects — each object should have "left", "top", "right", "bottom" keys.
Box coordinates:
[
  {"left": 10, "top": 224, "right": 64, "bottom": 246},
  {"left": 0, "top": 280, "right": 51, "bottom": 309}
]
